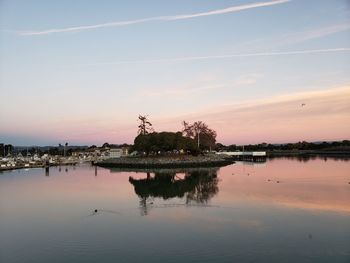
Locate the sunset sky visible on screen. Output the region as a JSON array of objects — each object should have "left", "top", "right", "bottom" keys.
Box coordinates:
[{"left": 0, "top": 0, "right": 349, "bottom": 146}]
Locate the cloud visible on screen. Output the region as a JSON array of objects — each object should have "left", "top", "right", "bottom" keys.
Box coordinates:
[
  {"left": 166, "top": 0, "right": 289, "bottom": 20},
  {"left": 231, "top": 22, "right": 350, "bottom": 50},
  {"left": 276, "top": 23, "right": 350, "bottom": 46},
  {"left": 18, "top": 0, "right": 290, "bottom": 36},
  {"left": 142, "top": 74, "right": 261, "bottom": 98},
  {"left": 73, "top": 48, "right": 350, "bottom": 67},
  {"left": 3, "top": 86, "right": 349, "bottom": 145},
  {"left": 154, "top": 86, "right": 350, "bottom": 144}
]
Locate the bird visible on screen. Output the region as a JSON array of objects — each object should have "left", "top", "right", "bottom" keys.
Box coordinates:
[{"left": 301, "top": 103, "right": 306, "bottom": 107}]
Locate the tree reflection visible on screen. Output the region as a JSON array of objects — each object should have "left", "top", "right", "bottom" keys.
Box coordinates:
[{"left": 129, "top": 168, "right": 219, "bottom": 215}]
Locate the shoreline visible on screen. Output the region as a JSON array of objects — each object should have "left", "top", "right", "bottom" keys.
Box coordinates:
[
  {"left": 0, "top": 162, "right": 78, "bottom": 172},
  {"left": 108, "top": 166, "right": 221, "bottom": 174},
  {"left": 266, "top": 150, "right": 350, "bottom": 158},
  {"left": 96, "top": 154, "right": 235, "bottom": 169}
]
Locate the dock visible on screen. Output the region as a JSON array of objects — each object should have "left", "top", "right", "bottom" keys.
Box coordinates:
[
  {"left": 0, "top": 160, "right": 79, "bottom": 172},
  {"left": 216, "top": 151, "right": 266, "bottom": 162}
]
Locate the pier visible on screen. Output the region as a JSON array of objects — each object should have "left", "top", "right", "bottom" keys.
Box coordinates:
[
  {"left": 216, "top": 151, "right": 266, "bottom": 162},
  {"left": 0, "top": 159, "right": 79, "bottom": 172}
]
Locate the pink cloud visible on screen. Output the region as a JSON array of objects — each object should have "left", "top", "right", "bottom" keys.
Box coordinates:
[
  {"left": 2, "top": 86, "right": 349, "bottom": 145},
  {"left": 154, "top": 86, "right": 350, "bottom": 144}
]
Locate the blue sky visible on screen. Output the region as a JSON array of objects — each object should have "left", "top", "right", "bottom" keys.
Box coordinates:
[{"left": 0, "top": 0, "right": 349, "bottom": 145}]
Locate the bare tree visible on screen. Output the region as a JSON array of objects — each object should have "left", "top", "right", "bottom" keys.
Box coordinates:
[
  {"left": 182, "top": 121, "right": 194, "bottom": 138},
  {"left": 182, "top": 121, "right": 217, "bottom": 150},
  {"left": 138, "top": 115, "right": 154, "bottom": 135}
]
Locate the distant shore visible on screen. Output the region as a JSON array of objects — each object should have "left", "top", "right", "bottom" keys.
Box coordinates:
[
  {"left": 266, "top": 150, "right": 350, "bottom": 158},
  {"left": 96, "top": 154, "right": 235, "bottom": 169},
  {"left": 0, "top": 161, "right": 78, "bottom": 172}
]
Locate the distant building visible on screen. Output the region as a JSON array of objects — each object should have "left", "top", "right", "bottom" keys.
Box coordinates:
[
  {"left": 121, "top": 147, "right": 129, "bottom": 156},
  {"left": 109, "top": 149, "right": 123, "bottom": 158},
  {"left": 109, "top": 147, "right": 129, "bottom": 158}
]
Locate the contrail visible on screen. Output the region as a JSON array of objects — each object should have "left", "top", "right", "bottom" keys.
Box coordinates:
[
  {"left": 73, "top": 48, "right": 350, "bottom": 67},
  {"left": 18, "top": 0, "right": 289, "bottom": 36}
]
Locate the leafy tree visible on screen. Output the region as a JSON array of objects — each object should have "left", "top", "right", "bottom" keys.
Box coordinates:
[
  {"left": 134, "top": 132, "right": 196, "bottom": 155},
  {"left": 102, "top": 142, "right": 110, "bottom": 148}
]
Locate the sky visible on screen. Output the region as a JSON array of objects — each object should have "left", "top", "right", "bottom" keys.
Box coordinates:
[{"left": 0, "top": 0, "right": 349, "bottom": 146}]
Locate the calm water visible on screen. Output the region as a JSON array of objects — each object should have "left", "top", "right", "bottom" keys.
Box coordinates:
[{"left": 0, "top": 158, "right": 349, "bottom": 263}]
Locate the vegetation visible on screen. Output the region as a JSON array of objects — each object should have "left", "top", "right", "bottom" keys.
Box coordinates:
[
  {"left": 133, "top": 132, "right": 197, "bottom": 155},
  {"left": 0, "top": 144, "right": 13, "bottom": 157},
  {"left": 215, "top": 140, "right": 350, "bottom": 152},
  {"left": 182, "top": 121, "right": 217, "bottom": 151},
  {"left": 133, "top": 115, "right": 218, "bottom": 155},
  {"left": 138, "top": 115, "right": 153, "bottom": 135},
  {"left": 101, "top": 142, "right": 131, "bottom": 149}
]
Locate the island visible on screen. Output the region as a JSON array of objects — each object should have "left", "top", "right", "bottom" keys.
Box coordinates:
[{"left": 95, "top": 117, "right": 235, "bottom": 169}]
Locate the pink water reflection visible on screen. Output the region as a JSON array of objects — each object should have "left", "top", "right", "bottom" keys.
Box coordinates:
[{"left": 217, "top": 158, "right": 350, "bottom": 213}]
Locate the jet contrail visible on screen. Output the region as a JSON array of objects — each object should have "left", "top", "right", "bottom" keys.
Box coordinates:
[
  {"left": 73, "top": 48, "right": 350, "bottom": 67},
  {"left": 18, "top": 0, "right": 290, "bottom": 36}
]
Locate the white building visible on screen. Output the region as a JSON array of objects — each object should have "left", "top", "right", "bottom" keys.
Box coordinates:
[{"left": 109, "top": 147, "right": 129, "bottom": 158}]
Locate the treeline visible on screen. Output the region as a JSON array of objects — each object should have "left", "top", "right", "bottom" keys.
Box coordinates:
[
  {"left": 0, "top": 144, "right": 13, "bottom": 157},
  {"left": 131, "top": 116, "right": 217, "bottom": 155},
  {"left": 4, "top": 137, "right": 349, "bottom": 158},
  {"left": 132, "top": 132, "right": 198, "bottom": 154},
  {"left": 216, "top": 140, "right": 350, "bottom": 152}
]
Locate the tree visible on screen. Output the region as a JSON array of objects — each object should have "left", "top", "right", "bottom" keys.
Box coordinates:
[
  {"left": 138, "top": 115, "right": 154, "bottom": 135},
  {"left": 182, "top": 121, "right": 217, "bottom": 151},
  {"left": 64, "top": 142, "right": 68, "bottom": 157},
  {"left": 134, "top": 132, "right": 197, "bottom": 155},
  {"left": 102, "top": 142, "right": 110, "bottom": 148},
  {"left": 58, "top": 143, "right": 63, "bottom": 156}
]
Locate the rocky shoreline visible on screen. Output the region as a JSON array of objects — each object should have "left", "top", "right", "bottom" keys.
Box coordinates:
[{"left": 95, "top": 154, "right": 235, "bottom": 169}]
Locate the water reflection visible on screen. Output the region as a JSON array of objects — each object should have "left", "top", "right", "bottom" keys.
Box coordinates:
[
  {"left": 0, "top": 159, "right": 349, "bottom": 262},
  {"left": 129, "top": 168, "right": 219, "bottom": 215},
  {"left": 45, "top": 166, "right": 49, "bottom": 176},
  {"left": 268, "top": 155, "right": 350, "bottom": 162}
]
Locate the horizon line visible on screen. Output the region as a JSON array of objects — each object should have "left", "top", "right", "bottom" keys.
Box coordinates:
[{"left": 3, "top": 138, "right": 350, "bottom": 148}]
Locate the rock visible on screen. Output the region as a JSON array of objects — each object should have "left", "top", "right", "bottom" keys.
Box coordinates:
[{"left": 96, "top": 154, "right": 235, "bottom": 169}]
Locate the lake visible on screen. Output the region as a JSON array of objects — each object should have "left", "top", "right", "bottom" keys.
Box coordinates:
[{"left": 0, "top": 157, "right": 349, "bottom": 263}]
